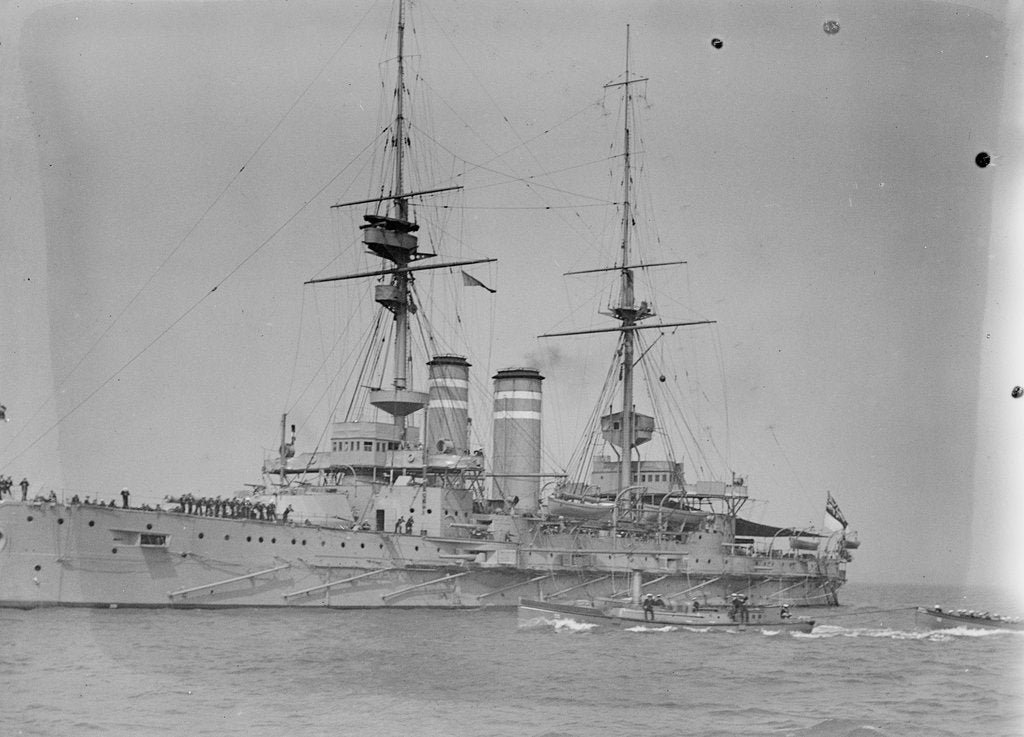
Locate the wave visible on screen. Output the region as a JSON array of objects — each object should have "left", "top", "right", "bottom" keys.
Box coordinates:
[
  {"left": 779, "top": 718, "right": 900, "bottom": 737},
  {"left": 517, "top": 615, "right": 599, "bottom": 633},
  {"left": 622, "top": 624, "right": 678, "bottom": 633},
  {"left": 800, "top": 624, "right": 1024, "bottom": 640}
]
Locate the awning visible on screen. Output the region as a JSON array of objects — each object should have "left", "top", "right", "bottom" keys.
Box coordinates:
[{"left": 734, "top": 518, "right": 822, "bottom": 538}]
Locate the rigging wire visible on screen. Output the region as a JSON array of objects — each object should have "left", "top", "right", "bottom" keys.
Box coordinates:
[
  {"left": 406, "top": 123, "right": 617, "bottom": 205},
  {"left": 287, "top": 284, "right": 383, "bottom": 430},
  {"left": 768, "top": 424, "right": 808, "bottom": 497},
  {"left": 562, "top": 347, "right": 621, "bottom": 485},
  {"left": 423, "top": 202, "right": 613, "bottom": 211},
  {"left": 283, "top": 289, "right": 311, "bottom": 420},
  {"left": 0, "top": 3, "right": 386, "bottom": 466},
  {"left": 2, "top": 128, "right": 388, "bottom": 470},
  {"left": 415, "top": 2, "right": 617, "bottom": 255}
]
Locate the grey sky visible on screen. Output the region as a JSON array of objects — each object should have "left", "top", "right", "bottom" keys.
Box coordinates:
[{"left": 1, "top": 0, "right": 1020, "bottom": 591}]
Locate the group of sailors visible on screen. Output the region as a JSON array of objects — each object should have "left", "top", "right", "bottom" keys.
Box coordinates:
[
  {"left": 728, "top": 593, "right": 751, "bottom": 623},
  {"left": 166, "top": 494, "right": 293, "bottom": 522},
  {"left": 6, "top": 484, "right": 312, "bottom": 525},
  {"left": 61, "top": 493, "right": 293, "bottom": 521},
  {"left": 69, "top": 495, "right": 163, "bottom": 510},
  {"left": 0, "top": 476, "right": 31, "bottom": 501},
  {"left": 641, "top": 594, "right": 668, "bottom": 621},
  {"left": 638, "top": 591, "right": 794, "bottom": 623}
]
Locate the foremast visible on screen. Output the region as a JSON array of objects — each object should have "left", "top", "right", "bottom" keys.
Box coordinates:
[
  {"left": 542, "top": 27, "right": 712, "bottom": 499},
  {"left": 386, "top": 0, "right": 413, "bottom": 435},
  {"left": 305, "top": 0, "right": 492, "bottom": 448}
]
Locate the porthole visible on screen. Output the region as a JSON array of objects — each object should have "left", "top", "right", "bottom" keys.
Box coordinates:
[
  {"left": 271, "top": 538, "right": 276, "bottom": 544},
  {"left": 198, "top": 533, "right": 205, "bottom": 539},
  {"left": 57, "top": 518, "right": 64, "bottom": 525},
  {"left": 379, "top": 543, "right": 383, "bottom": 549},
  {"left": 321, "top": 541, "right": 326, "bottom": 547},
  {"left": 146, "top": 523, "right": 153, "bottom": 530},
  {"left": 89, "top": 520, "right": 95, "bottom": 527},
  {"left": 258, "top": 537, "right": 264, "bottom": 543},
  {"left": 360, "top": 543, "right": 365, "bottom": 549},
  {"left": 301, "top": 540, "right": 306, "bottom": 546},
  {"left": 246, "top": 536, "right": 252, "bottom": 542},
  {"left": 409, "top": 508, "right": 415, "bottom": 514},
  {"left": 427, "top": 509, "right": 432, "bottom": 515},
  {"left": 414, "top": 546, "right": 419, "bottom": 552},
  {"left": 112, "top": 548, "right": 118, "bottom": 554},
  {"left": 341, "top": 542, "right": 346, "bottom": 548},
  {"left": 291, "top": 539, "right": 296, "bottom": 545},
  {"left": 34, "top": 564, "right": 41, "bottom": 571},
  {"left": 224, "top": 534, "right": 230, "bottom": 541},
  {"left": 26, "top": 516, "right": 33, "bottom": 522}
]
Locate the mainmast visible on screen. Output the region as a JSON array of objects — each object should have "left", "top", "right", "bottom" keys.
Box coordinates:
[
  {"left": 539, "top": 26, "right": 713, "bottom": 494},
  {"left": 606, "top": 26, "right": 650, "bottom": 494}
]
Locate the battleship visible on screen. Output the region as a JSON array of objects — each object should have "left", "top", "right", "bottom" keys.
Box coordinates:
[{"left": 0, "top": 4, "right": 856, "bottom": 609}]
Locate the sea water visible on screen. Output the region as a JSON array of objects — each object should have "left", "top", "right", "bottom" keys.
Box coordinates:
[{"left": 1, "top": 582, "right": 1021, "bottom": 737}]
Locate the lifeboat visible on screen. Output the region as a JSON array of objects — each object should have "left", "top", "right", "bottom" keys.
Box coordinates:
[{"left": 789, "top": 536, "right": 820, "bottom": 551}]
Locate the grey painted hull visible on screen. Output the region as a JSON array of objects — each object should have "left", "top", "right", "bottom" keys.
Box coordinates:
[{"left": 0, "top": 501, "right": 846, "bottom": 609}]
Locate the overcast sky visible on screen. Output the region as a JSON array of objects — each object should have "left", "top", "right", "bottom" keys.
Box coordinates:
[{"left": 1, "top": 0, "right": 1021, "bottom": 592}]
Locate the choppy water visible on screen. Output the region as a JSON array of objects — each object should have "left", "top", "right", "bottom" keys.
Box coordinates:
[{"left": 1, "top": 582, "right": 1021, "bottom": 736}]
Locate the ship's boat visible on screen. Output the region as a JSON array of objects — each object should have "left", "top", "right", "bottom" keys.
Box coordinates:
[
  {"left": 789, "top": 536, "right": 821, "bottom": 551},
  {"left": 0, "top": 4, "right": 858, "bottom": 610},
  {"left": 518, "top": 579, "right": 814, "bottom": 633},
  {"left": 545, "top": 488, "right": 707, "bottom": 528},
  {"left": 518, "top": 599, "right": 814, "bottom": 634},
  {"left": 544, "top": 491, "right": 617, "bottom": 522},
  {"left": 915, "top": 606, "right": 1024, "bottom": 631},
  {"left": 637, "top": 492, "right": 709, "bottom": 529}
]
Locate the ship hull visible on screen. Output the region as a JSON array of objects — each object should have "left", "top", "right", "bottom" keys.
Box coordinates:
[{"left": 0, "top": 501, "right": 846, "bottom": 609}]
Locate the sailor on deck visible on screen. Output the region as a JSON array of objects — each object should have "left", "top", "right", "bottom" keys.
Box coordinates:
[{"left": 730, "top": 593, "right": 750, "bottom": 623}]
